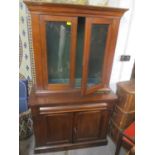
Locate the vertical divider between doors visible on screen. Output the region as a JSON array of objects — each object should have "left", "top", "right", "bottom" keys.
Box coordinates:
[{"left": 81, "top": 18, "right": 92, "bottom": 95}]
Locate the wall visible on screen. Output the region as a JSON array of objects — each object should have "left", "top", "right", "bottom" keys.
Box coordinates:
[{"left": 109, "top": 0, "right": 135, "bottom": 92}]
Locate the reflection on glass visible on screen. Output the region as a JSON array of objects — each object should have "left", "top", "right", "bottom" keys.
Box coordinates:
[
  {"left": 75, "top": 17, "right": 85, "bottom": 88},
  {"left": 46, "top": 21, "right": 71, "bottom": 84},
  {"left": 87, "top": 24, "right": 108, "bottom": 87}
]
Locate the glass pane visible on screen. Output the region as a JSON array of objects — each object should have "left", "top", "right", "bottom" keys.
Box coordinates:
[
  {"left": 75, "top": 17, "right": 85, "bottom": 88},
  {"left": 46, "top": 21, "right": 71, "bottom": 84},
  {"left": 87, "top": 24, "right": 108, "bottom": 87}
]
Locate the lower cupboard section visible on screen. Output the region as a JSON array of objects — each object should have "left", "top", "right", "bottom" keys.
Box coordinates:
[{"left": 32, "top": 108, "right": 111, "bottom": 153}]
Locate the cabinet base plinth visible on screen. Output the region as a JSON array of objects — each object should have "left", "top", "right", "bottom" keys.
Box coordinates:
[{"left": 34, "top": 139, "right": 108, "bottom": 153}]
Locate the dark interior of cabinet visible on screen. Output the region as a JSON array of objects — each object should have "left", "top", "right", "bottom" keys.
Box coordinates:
[{"left": 75, "top": 17, "right": 85, "bottom": 88}]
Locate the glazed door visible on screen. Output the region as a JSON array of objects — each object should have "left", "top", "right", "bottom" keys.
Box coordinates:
[
  {"left": 40, "top": 15, "right": 77, "bottom": 90},
  {"left": 82, "top": 17, "right": 114, "bottom": 95}
]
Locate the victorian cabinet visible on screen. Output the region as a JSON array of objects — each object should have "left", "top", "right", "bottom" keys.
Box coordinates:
[{"left": 24, "top": 0, "right": 127, "bottom": 153}]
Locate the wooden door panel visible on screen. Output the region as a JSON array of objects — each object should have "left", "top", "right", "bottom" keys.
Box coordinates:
[
  {"left": 74, "top": 111, "right": 102, "bottom": 142},
  {"left": 45, "top": 113, "right": 73, "bottom": 145}
]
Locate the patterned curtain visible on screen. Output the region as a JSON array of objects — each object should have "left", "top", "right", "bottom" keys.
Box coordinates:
[{"left": 19, "top": 0, "right": 36, "bottom": 93}]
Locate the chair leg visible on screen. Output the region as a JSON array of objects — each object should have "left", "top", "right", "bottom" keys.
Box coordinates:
[{"left": 115, "top": 134, "right": 123, "bottom": 155}]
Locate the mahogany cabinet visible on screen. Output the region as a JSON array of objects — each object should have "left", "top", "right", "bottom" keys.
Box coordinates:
[{"left": 24, "top": 0, "right": 127, "bottom": 153}]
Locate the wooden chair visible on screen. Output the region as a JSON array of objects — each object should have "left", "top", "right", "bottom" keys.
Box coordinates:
[{"left": 115, "top": 122, "right": 135, "bottom": 155}]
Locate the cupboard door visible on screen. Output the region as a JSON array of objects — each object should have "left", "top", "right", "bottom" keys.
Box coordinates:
[
  {"left": 45, "top": 113, "right": 73, "bottom": 145},
  {"left": 40, "top": 15, "right": 77, "bottom": 90},
  {"left": 82, "top": 17, "right": 117, "bottom": 95},
  {"left": 74, "top": 111, "right": 102, "bottom": 142}
]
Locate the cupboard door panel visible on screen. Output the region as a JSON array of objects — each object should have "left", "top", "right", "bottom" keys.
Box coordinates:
[
  {"left": 45, "top": 113, "right": 73, "bottom": 145},
  {"left": 74, "top": 111, "right": 102, "bottom": 142},
  {"left": 82, "top": 17, "right": 114, "bottom": 95}
]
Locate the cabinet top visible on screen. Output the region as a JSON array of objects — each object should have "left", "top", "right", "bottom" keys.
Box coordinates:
[{"left": 24, "top": 0, "right": 128, "bottom": 16}]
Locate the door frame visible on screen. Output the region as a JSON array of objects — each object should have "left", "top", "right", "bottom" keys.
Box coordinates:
[
  {"left": 81, "top": 17, "right": 118, "bottom": 95},
  {"left": 39, "top": 15, "right": 78, "bottom": 90}
]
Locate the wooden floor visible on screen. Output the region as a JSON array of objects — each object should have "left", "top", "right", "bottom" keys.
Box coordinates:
[{"left": 19, "top": 135, "right": 126, "bottom": 155}]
